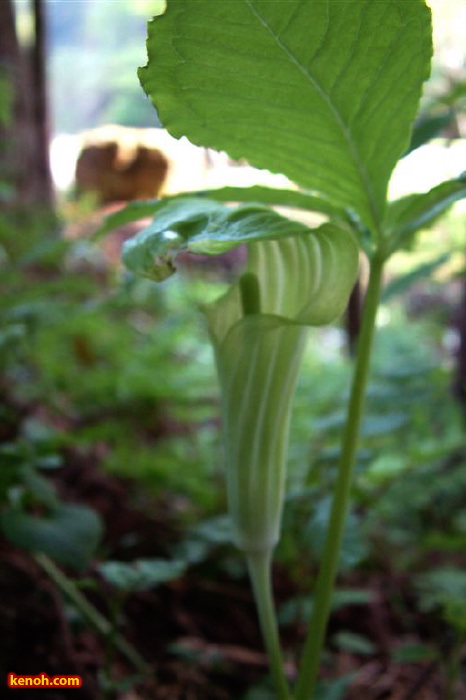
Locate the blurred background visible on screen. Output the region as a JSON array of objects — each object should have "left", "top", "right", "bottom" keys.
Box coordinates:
[{"left": 1, "top": 1, "right": 466, "bottom": 699}]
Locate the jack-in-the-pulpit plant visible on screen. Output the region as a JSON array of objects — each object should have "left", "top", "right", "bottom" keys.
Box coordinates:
[
  {"left": 123, "top": 198, "right": 358, "bottom": 555},
  {"left": 206, "top": 227, "right": 358, "bottom": 557},
  {"left": 100, "top": 1, "right": 466, "bottom": 697},
  {"left": 122, "top": 197, "right": 359, "bottom": 698}
]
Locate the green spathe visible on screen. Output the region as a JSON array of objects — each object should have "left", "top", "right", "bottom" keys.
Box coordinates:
[
  {"left": 122, "top": 197, "right": 359, "bottom": 554},
  {"left": 139, "top": 0, "right": 432, "bottom": 236},
  {"left": 204, "top": 227, "right": 359, "bottom": 553},
  {"left": 214, "top": 315, "right": 308, "bottom": 552}
]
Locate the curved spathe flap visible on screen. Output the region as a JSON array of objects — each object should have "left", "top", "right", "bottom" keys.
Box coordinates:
[
  {"left": 121, "top": 196, "right": 359, "bottom": 341},
  {"left": 122, "top": 197, "right": 316, "bottom": 281},
  {"left": 205, "top": 223, "right": 359, "bottom": 347}
]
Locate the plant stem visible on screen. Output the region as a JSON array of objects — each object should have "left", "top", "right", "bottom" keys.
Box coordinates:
[
  {"left": 35, "top": 553, "right": 150, "bottom": 677},
  {"left": 240, "top": 271, "right": 261, "bottom": 316},
  {"left": 247, "top": 550, "right": 291, "bottom": 700},
  {"left": 294, "top": 254, "right": 384, "bottom": 700}
]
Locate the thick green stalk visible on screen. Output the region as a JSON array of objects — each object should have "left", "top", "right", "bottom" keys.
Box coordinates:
[
  {"left": 240, "top": 271, "right": 261, "bottom": 316},
  {"left": 294, "top": 254, "right": 384, "bottom": 700},
  {"left": 247, "top": 550, "right": 291, "bottom": 700}
]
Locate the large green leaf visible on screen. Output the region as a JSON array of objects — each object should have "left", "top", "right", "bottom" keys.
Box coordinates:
[{"left": 139, "top": 0, "right": 432, "bottom": 235}]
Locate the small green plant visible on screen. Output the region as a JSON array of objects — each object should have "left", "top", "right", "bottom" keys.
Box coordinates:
[
  {"left": 104, "top": 2, "right": 466, "bottom": 697},
  {"left": 415, "top": 567, "right": 466, "bottom": 699},
  {"left": 0, "top": 439, "right": 102, "bottom": 571},
  {"left": 96, "top": 557, "right": 186, "bottom": 697}
]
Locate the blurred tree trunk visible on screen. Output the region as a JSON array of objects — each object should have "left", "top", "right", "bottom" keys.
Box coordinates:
[{"left": 0, "top": 0, "right": 54, "bottom": 208}]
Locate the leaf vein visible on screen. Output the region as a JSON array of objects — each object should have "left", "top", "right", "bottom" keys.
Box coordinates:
[{"left": 246, "top": 0, "right": 379, "bottom": 231}]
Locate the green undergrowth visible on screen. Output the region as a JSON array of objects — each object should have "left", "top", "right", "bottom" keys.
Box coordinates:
[
  {"left": 2, "top": 212, "right": 465, "bottom": 533},
  {"left": 3, "top": 207, "right": 466, "bottom": 695}
]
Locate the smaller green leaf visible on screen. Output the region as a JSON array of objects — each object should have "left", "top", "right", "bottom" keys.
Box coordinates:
[
  {"left": 35, "top": 455, "right": 63, "bottom": 470},
  {"left": 242, "top": 681, "right": 276, "bottom": 700},
  {"left": 0, "top": 444, "right": 24, "bottom": 499},
  {"left": 96, "top": 187, "right": 353, "bottom": 244},
  {"left": 312, "top": 411, "right": 346, "bottom": 434},
  {"left": 331, "top": 588, "right": 374, "bottom": 609},
  {"left": 20, "top": 465, "right": 58, "bottom": 509},
  {"left": 94, "top": 198, "right": 161, "bottom": 240},
  {"left": 405, "top": 110, "right": 455, "bottom": 155},
  {"left": 360, "top": 412, "right": 409, "bottom": 438},
  {"left": 173, "top": 516, "right": 233, "bottom": 564},
  {"left": 0, "top": 442, "right": 28, "bottom": 466},
  {"left": 121, "top": 197, "right": 344, "bottom": 282},
  {"left": 382, "top": 252, "right": 451, "bottom": 303},
  {"left": 314, "top": 675, "right": 356, "bottom": 700},
  {"left": 443, "top": 79, "right": 466, "bottom": 106},
  {"left": 0, "top": 323, "right": 25, "bottom": 353},
  {"left": 18, "top": 238, "right": 71, "bottom": 267},
  {"left": 98, "top": 558, "right": 186, "bottom": 592},
  {"left": 332, "top": 631, "right": 376, "bottom": 656},
  {"left": 364, "top": 455, "right": 408, "bottom": 486},
  {"left": 392, "top": 643, "right": 437, "bottom": 664},
  {"left": 279, "top": 589, "right": 372, "bottom": 625},
  {"left": 1, "top": 504, "right": 103, "bottom": 571},
  {"left": 416, "top": 568, "right": 466, "bottom": 608},
  {"left": 415, "top": 568, "right": 466, "bottom": 630},
  {"left": 193, "top": 515, "right": 233, "bottom": 545},
  {"left": 0, "top": 181, "right": 14, "bottom": 203},
  {"left": 385, "top": 174, "right": 466, "bottom": 253},
  {"left": 190, "top": 185, "right": 345, "bottom": 219},
  {"left": 306, "top": 499, "right": 368, "bottom": 572},
  {"left": 278, "top": 596, "right": 313, "bottom": 626}
]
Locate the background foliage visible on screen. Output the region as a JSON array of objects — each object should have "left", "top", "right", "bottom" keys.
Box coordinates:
[{"left": 2, "top": 0, "right": 466, "bottom": 697}]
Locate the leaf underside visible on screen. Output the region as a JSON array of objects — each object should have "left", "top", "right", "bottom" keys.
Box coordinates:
[
  {"left": 122, "top": 197, "right": 325, "bottom": 281},
  {"left": 139, "top": 0, "right": 432, "bottom": 235},
  {"left": 95, "top": 185, "right": 345, "bottom": 241}
]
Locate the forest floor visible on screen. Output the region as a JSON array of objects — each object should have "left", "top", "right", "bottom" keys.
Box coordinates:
[{"left": 1, "top": 448, "right": 461, "bottom": 700}]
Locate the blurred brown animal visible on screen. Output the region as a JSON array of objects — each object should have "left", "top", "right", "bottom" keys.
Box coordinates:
[
  {"left": 68, "top": 125, "right": 293, "bottom": 277},
  {"left": 75, "top": 133, "right": 169, "bottom": 204}
]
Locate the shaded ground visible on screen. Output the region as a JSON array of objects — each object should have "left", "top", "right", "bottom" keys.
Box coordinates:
[{"left": 1, "top": 448, "right": 462, "bottom": 699}]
